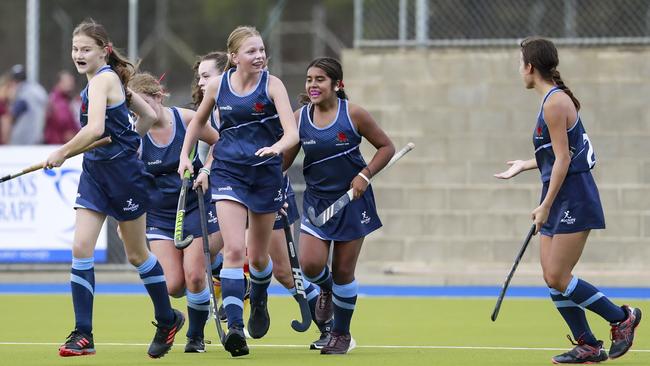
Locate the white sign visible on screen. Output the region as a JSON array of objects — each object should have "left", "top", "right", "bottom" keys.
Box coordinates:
[{"left": 0, "top": 146, "right": 107, "bottom": 262}]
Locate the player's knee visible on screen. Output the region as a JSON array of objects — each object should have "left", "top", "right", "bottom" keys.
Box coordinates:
[
  {"left": 224, "top": 247, "right": 246, "bottom": 265},
  {"left": 185, "top": 271, "right": 206, "bottom": 292},
  {"left": 543, "top": 270, "right": 567, "bottom": 292},
  {"left": 126, "top": 252, "right": 149, "bottom": 267},
  {"left": 168, "top": 284, "right": 185, "bottom": 298},
  {"left": 272, "top": 267, "right": 293, "bottom": 289},
  {"left": 332, "top": 269, "right": 354, "bottom": 285}
]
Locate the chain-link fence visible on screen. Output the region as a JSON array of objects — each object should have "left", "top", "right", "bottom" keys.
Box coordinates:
[{"left": 354, "top": 0, "right": 650, "bottom": 47}]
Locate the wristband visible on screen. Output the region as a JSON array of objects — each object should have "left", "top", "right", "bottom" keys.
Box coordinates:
[
  {"left": 357, "top": 172, "right": 370, "bottom": 184},
  {"left": 199, "top": 167, "right": 211, "bottom": 176}
]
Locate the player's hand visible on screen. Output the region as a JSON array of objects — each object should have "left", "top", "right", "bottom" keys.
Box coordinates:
[
  {"left": 494, "top": 160, "right": 526, "bottom": 179},
  {"left": 350, "top": 174, "right": 369, "bottom": 200},
  {"left": 177, "top": 155, "right": 194, "bottom": 178},
  {"left": 279, "top": 201, "right": 289, "bottom": 217},
  {"left": 255, "top": 146, "right": 280, "bottom": 157},
  {"left": 44, "top": 149, "right": 67, "bottom": 169},
  {"left": 193, "top": 168, "right": 210, "bottom": 191},
  {"left": 531, "top": 204, "right": 550, "bottom": 234}
]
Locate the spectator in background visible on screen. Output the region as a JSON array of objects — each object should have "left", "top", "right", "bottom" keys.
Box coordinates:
[
  {"left": 0, "top": 72, "right": 15, "bottom": 144},
  {"left": 0, "top": 64, "right": 48, "bottom": 145},
  {"left": 44, "top": 70, "right": 80, "bottom": 144}
]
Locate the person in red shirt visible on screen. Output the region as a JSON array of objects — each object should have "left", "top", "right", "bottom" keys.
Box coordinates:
[{"left": 44, "top": 70, "right": 80, "bottom": 144}]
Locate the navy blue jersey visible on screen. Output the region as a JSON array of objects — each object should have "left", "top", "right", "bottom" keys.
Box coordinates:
[
  {"left": 299, "top": 99, "right": 367, "bottom": 198},
  {"left": 534, "top": 87, "right": 596, "bottom": 183},
  {"left": 213, "top": 69, "right": 283, "bottom": 166},
  {"left": 141, "top": 107, "right": 202, "bottom": 211},
  {"left": 79, "top": 65, "right": 140, "bottom": 161}
]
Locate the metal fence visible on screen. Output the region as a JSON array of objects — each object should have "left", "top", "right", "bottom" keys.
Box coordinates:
[{"left": 354, "top": 0, "right": 650, "bottom": 47}]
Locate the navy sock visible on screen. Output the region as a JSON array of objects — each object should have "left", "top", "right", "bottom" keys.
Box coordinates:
[
  {"left": 220, "top": 268, "right": 245, "bottom": 328},
  {"left": 211, "top": 253, "right": 223, "bottom": 278},
  {"left": 332, "top": 280, "right": 358, "bottom": 334},
  {"left": 137, "top": 254, "right": 174, "bottom": 325},
  {"left": 70, "top": 257, "right": 95, "bottom": 335},
  {"left": 305, "top": 266, "right": 333, "bottom": 292},
  {"left": 550, "top": 288, "right": 598, "bottom": 345},
  {"left": 564, "top": 276, "right": 626, "bottom": 323},
  {"left": 186, "top": 287, "right": 210, "bottom": 337},
  {"left": 249, "top": 259, "right": 273, "bottom": 305}
]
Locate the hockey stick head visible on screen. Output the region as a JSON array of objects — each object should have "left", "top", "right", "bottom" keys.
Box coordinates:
[
  {"left": 290, "top": 293, "right": 313, "bottom": 332},
  {"left": 174, "top": 230, "right": 194, "bottom": 250}
]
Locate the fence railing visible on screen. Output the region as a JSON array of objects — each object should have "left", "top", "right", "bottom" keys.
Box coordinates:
[{"left": 354, "top": 0, "right": 650, "bottom": 48}]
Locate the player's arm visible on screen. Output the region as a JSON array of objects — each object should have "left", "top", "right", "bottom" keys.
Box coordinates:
[
  {"left": 44, "top": 73, "right": 112, "bottom": 167},
  {"left": 493, "top": 158, "right": 537, "bottom": 179},
  {"left": 348, "top": 103, "right": 395, "bottom": 200},
  {"left": 130, "top": 88, "right": 157, "bottom": 136},
  {"left": 178, "top": 76, "right": 220, "bottom": 176},
  {"left": 538, "top": 98, "right": 571, "bottom": 209},
  {"left": 281, "top": 109, "right": 302, "bottom": 172},
  {"left": 257, "top": 75, "right": 299, "bottom": 157}
]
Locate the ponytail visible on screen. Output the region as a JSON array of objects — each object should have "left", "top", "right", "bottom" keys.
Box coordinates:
[
  {"left": 551, "top": 69, "right": 580, "bottom": 111},
  {"left": 106, "top": 46, "right": 135, "bottom": 104}
]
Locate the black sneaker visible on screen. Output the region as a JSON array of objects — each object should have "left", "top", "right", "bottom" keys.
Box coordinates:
[
  {"left": 315, "top": 289, "right": 333, "bottom": 325},
  {"left": 609, "top": 305, "right": 642, "bottom": 359},
  {"left": 551, "top": 337, "right": 608, "bottom": 364},
  {"left": 310, "top": 321, "right": 332, "bottom": 350},
  {"left": 223, "top": 326, "right": 249, "bottom": 357},
  {"left": 184, "top": 335, "right": 205, "bottom": 353},
  {"left": 147, "top": 309, "right": 185, "bottom": 358},
  {"left": 320, "top": 331, "right": 356, "bottom": 355},
  {"left": 58, "top": 330, "right": 95, "bottom": 357},
  {"left": 247, "top": 294, "right": 270, "bottom": 339}
]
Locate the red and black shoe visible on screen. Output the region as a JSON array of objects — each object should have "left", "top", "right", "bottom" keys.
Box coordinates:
[
  {"left": 609, "top": 305, "right": 642, "bottom": 359},
  {"left": 551, "top": 336, "right": 608, "bottom": 364},
  {"left": 58, "top": 330, "right": 95, "bottom": 357},
  {"left": 147, "top": 309, "right": 185, "bottom": 358}
]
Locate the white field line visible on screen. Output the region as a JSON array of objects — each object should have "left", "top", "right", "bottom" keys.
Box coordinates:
[{"left": 0, "top": 342, "right": 649, "bottom": 352}]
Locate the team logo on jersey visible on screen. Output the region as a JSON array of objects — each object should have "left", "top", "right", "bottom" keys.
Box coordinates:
[
  {"left": 302, "top": 139, "right": 316, "bottom": 145},
  {"left": 535, "top": 126, "right": 544, "bottom": 140},
  {"left": 273, "top": 189, "right": 283, "bottom": 202},
  {"left": 123, "top": 198, "right": 140, "bottom": 212},
  {"left": 147, "top": 159, "right": 162, "bottom": 166},
  {"left": 217, "top": 186, "right": 233, "bottom": 191},
  {"left": 253, "top": 102, "right": 265, "bottom": 113},
  {"left": 360, "top": 210, "right": 371, "bottom": 224},
  {"left": 208, "top": 211, "right": 218, "bottom": 224},
  {"left": 219, "top": 105, "right": 233, "bottom": 111},
  {"left": 81, "top": 102, "right": 87, "bottom": 113},
  {"left": 336, "top": 132, "right": 350, "bottom": 146},
  {"left": 560, "top": 210, "right": 576, "bottom": 225}
]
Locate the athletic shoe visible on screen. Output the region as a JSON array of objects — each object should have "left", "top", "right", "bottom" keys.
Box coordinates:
[
  {"left": 551, "top": 337, "right": 608, "bottom": 364},
  {"left": 184, "top": 336, "right": 205, "bottom": 353},
  {"left": 223, "top": 325, "right": 249, "bottom": 357},
  {"left": 147, "top": 309, "right": 185, "bottom": 358},
  {"left": 320, "top": 331, "right": 356, "bottom": 355},
  {"left": 315, "top": 289, "right": 333, "bottom": 325},
  {"left": 247, "top": 293, "right": 270, "bottom": 339},
  {"left": 58, "top": 330, "right": 95, "bottom": 357},
  {"left": 609, "top": 305, "right": 642, "bottom": 359},
  {"left": 310, "top": 320, "right": 332, "bottom": 350}
]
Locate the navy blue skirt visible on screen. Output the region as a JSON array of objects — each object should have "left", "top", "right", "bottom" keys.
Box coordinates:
[{"left": 540, "top": 172, "right": 605, "bottom": 236}]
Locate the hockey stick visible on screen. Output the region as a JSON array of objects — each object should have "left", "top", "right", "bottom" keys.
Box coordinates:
[
  {"left": 197, "top": 185, "right": 226, "bottom": 344},
  {"left": 282, "top": 214, "right": 312, "bottom": 332},
  {"left": 0, "top": 136, "right": 112, "bottom": 183},
  {"left": 307, "top": 142, "right": 415, "bottom": 227},
  {"left": 174, "top": 148, "right": 196, "bottom": 249},
  {"left": 490, "top": 224, "right": 536, "bottom": 322}
]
